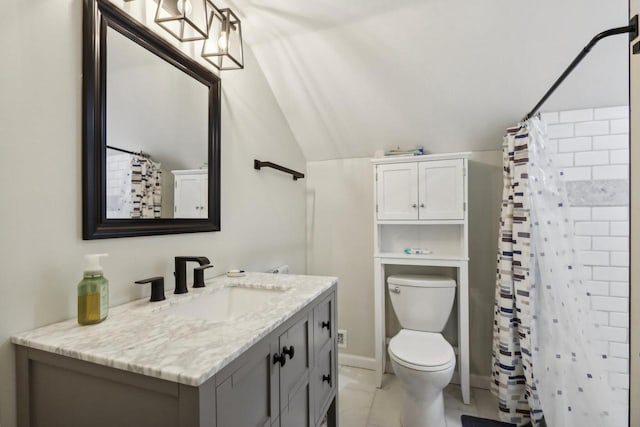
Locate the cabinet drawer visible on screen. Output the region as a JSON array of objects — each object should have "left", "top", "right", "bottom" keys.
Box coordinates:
[
  {"left": 279, "top": 314, "right": 311, "bottom": 411},
  {"left": 313, "top": 294, "right": 334, "bottom": 352},
  {"left": 313, "top": 343, "right": 335, "bottom": 422}
]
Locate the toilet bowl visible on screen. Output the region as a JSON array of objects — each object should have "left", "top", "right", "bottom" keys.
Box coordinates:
[
  {"left": 389, "top": 330, "right": 456, "bottom": 427},
  {"left": 387, "top": 275, "right": 457, "bottom": 427}
]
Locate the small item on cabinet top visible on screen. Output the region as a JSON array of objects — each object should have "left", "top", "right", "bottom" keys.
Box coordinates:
[
  {"left": 404, "top": 248, "right": 433, "bottom": 255},
  {"left": 77, "top": 253, "right": 109, "bottom": 325},
  {"left": 227, "top": 269, "right": 246, "bottom": 278},
  {"left": 383, "top": 145, "right": 425, "bottom": 157}
]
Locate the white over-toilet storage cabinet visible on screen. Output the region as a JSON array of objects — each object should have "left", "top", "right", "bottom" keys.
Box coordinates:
[
  {"left": 372, "top": 152, "right": 471, "bottom": 404},
  {"left": 172, "top": 169, "right": 208, "bottom": 218}
]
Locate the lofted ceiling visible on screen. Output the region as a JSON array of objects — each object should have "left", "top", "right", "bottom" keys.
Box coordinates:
[{"left": 225, "top": 0, "right": 629, "bottom": 161}]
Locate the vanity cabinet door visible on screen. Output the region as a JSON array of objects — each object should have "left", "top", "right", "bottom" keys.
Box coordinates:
[
  {"left": 313, "top": 343, "right": 336, "bottom": 422},
  {"left": 376, "top": 163, "right": 419, "bottom": 220},
  {"left": 418, "top": 159, "right": 465, "bottom": 220},
  {"left": 314, "top": 294, "right": 334, "bottom": 353},
  {"left": 280, "top": 381, "right": 311, "bottom": 427},
  {"left": 278, "top": 313, "right": 311, "bottom": 413},
  {"left": 216, "top": 338, "right": 279, "bottom": 427}
]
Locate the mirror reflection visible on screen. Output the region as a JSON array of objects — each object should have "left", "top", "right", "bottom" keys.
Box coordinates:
[{"left": 105, "top": 27, "right": 209, "bottom": 219}]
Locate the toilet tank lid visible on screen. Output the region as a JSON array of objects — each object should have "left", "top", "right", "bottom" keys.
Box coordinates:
[{"left": 387, "top": 274, "right": 456, "bottom": 288}]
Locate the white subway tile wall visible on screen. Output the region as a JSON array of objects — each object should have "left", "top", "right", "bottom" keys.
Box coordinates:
[
  {"left": 106, "top": 153, "right": 133, "bottom": 219},
  {"left": 544, "top": 107, "right": 630, "bottom": 406}
]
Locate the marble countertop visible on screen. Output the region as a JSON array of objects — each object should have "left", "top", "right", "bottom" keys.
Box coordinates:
[{"left": 12, "top": 272, "right": 337, "bottom": 387}]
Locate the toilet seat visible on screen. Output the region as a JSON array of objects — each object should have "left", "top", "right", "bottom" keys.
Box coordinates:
[{"left": 388, "top": 330, "right": 455, "bottom": 372}]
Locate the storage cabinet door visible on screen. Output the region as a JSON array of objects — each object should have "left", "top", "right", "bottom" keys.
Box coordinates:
[
  {"left": 279, "top": 314, "right": 311, "bottom": 413},
  {"left": 174, "top": 176, "right": 203, "bottom": 218},
  {"left": 216, "top": 339, "right": 279, "bottom": 427},
  {"left": 376, "top": 163, "right": 419, "bottom": 220},
  {"left": 418, "top": 159, "right": 464, "bottom": 220}
]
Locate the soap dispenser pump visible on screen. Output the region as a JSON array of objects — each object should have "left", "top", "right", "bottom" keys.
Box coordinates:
[{"left": 77, "top": 253, "right": 109, "bottom": 325}]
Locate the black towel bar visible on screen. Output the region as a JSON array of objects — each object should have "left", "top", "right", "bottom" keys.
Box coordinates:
[{"left": 254, "top": 160, "right": 305, "bottom": 181}]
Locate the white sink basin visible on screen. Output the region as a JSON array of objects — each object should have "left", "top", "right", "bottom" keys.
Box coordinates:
[{"left": 164, "top": 286, "right": 289, "bottom": 323}]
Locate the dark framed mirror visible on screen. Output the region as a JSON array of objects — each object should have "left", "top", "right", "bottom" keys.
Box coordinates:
[{"left": 83, "top": 0, "right": 221, "bottom": 239}]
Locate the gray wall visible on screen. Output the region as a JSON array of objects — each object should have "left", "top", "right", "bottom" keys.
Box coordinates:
[{"left": 0, "top": 2, "right": 306, "bottom": 427}]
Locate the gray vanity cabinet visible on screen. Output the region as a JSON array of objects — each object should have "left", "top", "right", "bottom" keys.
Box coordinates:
[{"left": 15, "top": 287, "right": 338, "bottom": 427}]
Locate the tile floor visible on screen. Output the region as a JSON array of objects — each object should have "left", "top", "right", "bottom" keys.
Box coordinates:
[{"left": 338, "top": 365, "right": 500, "bottom": 427}]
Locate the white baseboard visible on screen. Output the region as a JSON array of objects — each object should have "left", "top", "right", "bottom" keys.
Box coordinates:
[
  {"left": 338, "top": 351, "right": 491, "bottom": 391},
  {"left": 338, "top": 352, "right": 377, "bottom": 371}
]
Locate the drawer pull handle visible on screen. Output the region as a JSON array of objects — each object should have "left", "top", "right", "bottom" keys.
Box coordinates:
[
  {"left": 321, "top": 320, "right": 331, "bottom": 330},
  {"left": 282, "top": 345, "right": 295, "bottom": 360},
  {"left": 273, "top": 353, "right": 286, "bottom": 367},
  {"left": 322, "top": 374, "right": 331, "bottom": 384}
]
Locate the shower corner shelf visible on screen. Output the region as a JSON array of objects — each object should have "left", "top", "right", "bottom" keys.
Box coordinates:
[{"left": 372, "top": 152, "right": 470, "bottom": 405}]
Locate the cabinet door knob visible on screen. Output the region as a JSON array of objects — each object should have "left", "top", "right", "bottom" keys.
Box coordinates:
[
  {"left": 282, "top": 346, "right": 295, "bottom": 360},
  {"left": 321, "top": 320, "right": 331, "bottom": 330},
  {"left": 420, "top": 203, "right": 425, "bottom": 208},
  {"left": 273, "top": 353, "right": 286, "bottom": 367},
  {"left": 412, "top": 204, "right": 417, "bottom": 208},
  {"left": 322, "top": 374, "right": 331, "bottom": 384}
]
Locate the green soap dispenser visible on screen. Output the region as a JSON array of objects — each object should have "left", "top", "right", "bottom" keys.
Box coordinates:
[{"left": 77, "top": 253, "right": 109, "bottom": 325}]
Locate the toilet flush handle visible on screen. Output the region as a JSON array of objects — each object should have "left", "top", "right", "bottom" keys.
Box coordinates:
[{"left": 390, "top": 286, "right": 401, "bottom": 294}]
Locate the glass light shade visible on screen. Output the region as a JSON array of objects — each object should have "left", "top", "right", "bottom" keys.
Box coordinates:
[
  {"left": 155, "top": 0, "right": 209, "bottom": 42},
  {"left": 202, "top": 5, "right": 244, "bottom": 70}
]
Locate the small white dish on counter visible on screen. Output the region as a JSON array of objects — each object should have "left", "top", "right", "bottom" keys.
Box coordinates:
[{"left": 227, "top": 269, "right": 246, "bottom": 277}]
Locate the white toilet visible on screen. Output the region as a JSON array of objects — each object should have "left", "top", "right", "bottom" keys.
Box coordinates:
[{"left": 387, "top": 274, "right": 457, "bottom": 427}]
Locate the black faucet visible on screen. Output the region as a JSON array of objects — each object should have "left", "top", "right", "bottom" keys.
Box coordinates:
[{"left": 174, "top": 256, "right": 210, "bottom": 294}]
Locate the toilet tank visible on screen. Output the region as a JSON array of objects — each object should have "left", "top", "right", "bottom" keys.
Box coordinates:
[{"left": 387, "top": 274, "right": 456, "bottom": 332}]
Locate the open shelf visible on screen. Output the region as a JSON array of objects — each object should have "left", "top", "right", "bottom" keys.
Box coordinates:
[
  {"left": 375, "top": 252, "right": 469, "bottom": 261},
  {"left": 377, "top": 224, "right": 466, "bottom": 258},
  {"left": 376, "top": 219, "right": 465, "bottom": 225}
]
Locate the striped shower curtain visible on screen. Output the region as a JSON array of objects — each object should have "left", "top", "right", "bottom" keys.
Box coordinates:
[
  {"left": 130, "top": 156, "right": 162, "bottom": 219},
  {"left": 492, "top": 118, "right": 617, "bottom": 427},
  {"left": 492, "top": 126, "right": 543, "bottom": 426}
]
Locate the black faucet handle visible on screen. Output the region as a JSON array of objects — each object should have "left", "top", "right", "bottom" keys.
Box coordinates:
[
  {"left": 135, "top": 277, "right": 166, "bottom": 302},
  {"left": 175, "top": 256, "right": 211, "bottom": 265},
  {"left": 193, "top": 264, "right": 214, "bottom": 288}
]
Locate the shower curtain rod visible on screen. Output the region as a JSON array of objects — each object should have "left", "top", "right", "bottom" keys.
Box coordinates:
[
  {"left": 523, "top": 15, "right": 638, "bottom": 122},
  {"left": 106, "top": 145, "right": 150, "bottom": 159}
]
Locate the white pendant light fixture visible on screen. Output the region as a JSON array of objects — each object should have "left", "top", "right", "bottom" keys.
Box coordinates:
[
  {"left": 201, "top": 2, "right": 244, "bottom": 70},
  {"left": 155, "top": 0, "right": 209, "bottom": 42}
]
